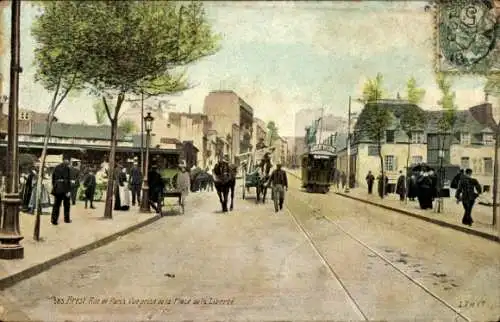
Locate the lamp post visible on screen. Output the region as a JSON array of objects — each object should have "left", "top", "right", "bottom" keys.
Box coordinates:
[
  {"left": 0, "top": 0, "right": 23, "bottom": 259},
  {"left": 140, "top": 112, "right": 154, "bottom": 213}
]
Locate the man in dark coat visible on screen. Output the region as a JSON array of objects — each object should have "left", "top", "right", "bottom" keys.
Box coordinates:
[
  {"left": 455, "top": 168, "right": 482, "bottom": 226},
  {"left": 416, "top": 169, "right": 434, "bottom": 210},
  {"left": 69, "top": 161, "right": 80, "bottom": 205},
  {"left": 365, "top": 171, "right": 375, "bottom": 194},
  {"left": 268, "top": 163, "right": 288, "bottom": 212},
  {"left": 83, "top": 168, "right": 96, "bottom": 209},
  {"left": 51, "top": 158, "right": 72, "bottom": 225},
  {"left": 396, "top": 170, "right": 406, "bottom": 201},
  {"left": 129, "top": 162, "right": 142, "bottom": 206},
  {"left": 148, "top": 164, "right": 165, "bottom": 213}
]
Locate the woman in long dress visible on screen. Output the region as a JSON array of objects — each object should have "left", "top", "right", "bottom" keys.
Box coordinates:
[
  {"left": 28, "top": 170, "right": 51, "bottom": 214},
  {"left": 114, "top": 167, "right": 130, "bottom": 211}
]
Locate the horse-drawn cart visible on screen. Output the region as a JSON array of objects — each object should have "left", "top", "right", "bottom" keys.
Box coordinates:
[
  {"left": 159, "top": 169, "right": 185, "bottom": 214},
  {"left": 238, "top": 147, "right": 275, "bottom": 201}
]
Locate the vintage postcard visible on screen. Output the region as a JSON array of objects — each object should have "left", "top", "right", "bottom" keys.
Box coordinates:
[{"left": 0, "top": 1, "right": 498, "bottom": 321}]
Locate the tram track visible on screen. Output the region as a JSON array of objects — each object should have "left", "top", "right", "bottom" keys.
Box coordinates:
[{"left": 283, "top": 183, "right": 472, "bottom": 321}]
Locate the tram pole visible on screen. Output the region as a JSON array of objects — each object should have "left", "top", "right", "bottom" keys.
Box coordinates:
[{"left": 345, "top": 96, "right": 352, "bottom": 193}]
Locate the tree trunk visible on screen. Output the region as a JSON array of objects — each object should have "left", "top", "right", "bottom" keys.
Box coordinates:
[
  {"left": 492, "top": 127, "right": 499, "bottom": 226},
  {"left": 437, "top": 134, "right": 446, "bottom": 213},
  {"left": 378, "top": 139, "right": 385, "bottom": 199},
  {"left": 33, "top": 78, "right": 63, "bottom": 241},
  {"left": 405, "top": 140, "right": 411, "bottom": 204},
  {"left": 103, "top": 119, "right": 117, "bottom": 219},
  {"left": 33, "top": 112, "right": 56, "bottom": 240},
  {"left": 102, "top": 93, "right": 125, "bottom": 219}
]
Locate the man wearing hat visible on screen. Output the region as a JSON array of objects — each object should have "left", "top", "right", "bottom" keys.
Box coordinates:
[
  {"left": 51, "top": 157, "right": 72, "bottom": 225},
  {"left": 176, "top": 160, "right": 191, "bottom": 213},
  {"left": 148, "top": 164, "right": 164, "bottom": 213},
  {"left": 268, "top": 162, "right": 288, "bottom": 212}
]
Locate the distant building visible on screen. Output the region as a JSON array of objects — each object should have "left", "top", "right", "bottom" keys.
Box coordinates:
[
  {"left": 336, "top": 99, "right": 496, "bottom": 192},
  {"left": 203, "top": 90, "right": 254, "bottom": 163},
  {"left": 252, "top": 117, "right": 267, "bottom": 153}
]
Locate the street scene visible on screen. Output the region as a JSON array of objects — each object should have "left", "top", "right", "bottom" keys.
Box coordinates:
[{"left": 0, "top": 1, "right": 499, "bottom": 321}]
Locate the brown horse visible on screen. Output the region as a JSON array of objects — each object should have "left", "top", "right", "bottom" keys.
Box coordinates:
[{"left": 213, "top": 160, "right": 237, "bottom": 212}]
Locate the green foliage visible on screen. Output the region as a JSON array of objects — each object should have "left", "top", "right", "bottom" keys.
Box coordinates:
[
  {"left": 266, "top": 121, "right": 280, "bottom": 145},
  {"left": 436, "top": 73, "right": 457, "bottom": 132},
  {"left": 362, "top": 73, "right": 386, "bottom": 103},
  {"left": 485, "top": 74, "right": 500, "bottom": 96},
  {"left": 399, "top": 105, "right": 426, "bottom": 139},
  {"left": 406, "top": 77, "right": 426, "bottom": 105},
  {"left": 355, "top": 103, "right": 391, "bottom": 143},
  {"left": 118, "top": 118, "right": 137, "bottom": 134},
  {"left": 92, "top": 100, "right": 107, "bottom": 125}
]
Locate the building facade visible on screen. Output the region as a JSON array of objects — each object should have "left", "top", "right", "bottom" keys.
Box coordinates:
[
  {"left": 336, "top": 100, "right": 496, "bottom": 192},
  {"left": 252, "top": 117, "right": 267, "bottom": 153},
  {"left": 203, "top": 90, "right": 254, "bottom": 162}
]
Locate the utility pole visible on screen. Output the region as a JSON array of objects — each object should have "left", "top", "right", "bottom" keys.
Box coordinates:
[
  {"left": 493, "top": 122, "right": 499, "bottom": 227},
  {"left": 318, "top": 107, "right": 324, "bottom": 144},
  {"left": 0, "top": 0, "right": 23, "bottom": 259},
  {"left": 346, "top": 96, "right": 352, "bottom": 193},
  {"left": 140, "top": 91, "right": 144, "bottom": 174}
]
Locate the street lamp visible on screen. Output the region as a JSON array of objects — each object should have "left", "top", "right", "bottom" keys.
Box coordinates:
[
  {"left": 0, "top": 0, "right": 23, "bottom": 259},
  {"left": 140, "top": 112, "right": 154, "bottom": 213}
]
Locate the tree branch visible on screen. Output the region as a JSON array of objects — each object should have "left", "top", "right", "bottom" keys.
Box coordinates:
[
  {"left": 54, "top": 73, "right": 77, "bottom": 109},
  {"left": 102, "top": 96, "right": 113, "bottom": 121}
]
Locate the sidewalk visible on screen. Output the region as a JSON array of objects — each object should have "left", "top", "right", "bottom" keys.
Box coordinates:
[
  {"left": 284, "top": 168, "right": 499, "bottom": 243},
  {"left": 0, "top": 201, "right": 160, "bottom": 290}
]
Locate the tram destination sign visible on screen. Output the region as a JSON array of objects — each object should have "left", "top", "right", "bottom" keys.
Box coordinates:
[{"left": 309, "top": 144, "right": 336, "bottom": 154}]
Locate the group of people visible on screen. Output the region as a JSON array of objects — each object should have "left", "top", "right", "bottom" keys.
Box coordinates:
[{"left": 364, "top": 165, "right": 482, "bottom": 226}]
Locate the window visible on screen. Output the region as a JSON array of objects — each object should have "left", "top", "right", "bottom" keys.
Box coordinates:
[
  {"left": 460, "top": 133, "right": 471, "bottom": 145},
  {"left": 411, "top": 131, "right": 424, "bottom": 144},
  {"left": 460, "top": 157, "right": 470, "bottom": 169},
  {"left": 483, "top": 134, "right": 494, "bottom": 145},
  {"left": 484, "top": 157, "right": 493, "bottom": 175},
  {"left": 384, "top": 155, "right": 396, "bottom": 172},
  {"left": 386, "top": 130, "right": 395, "bottom": 143},
  {"left": 411, "top": 155, "right": 423, "bottom": 164},
  {"left": 368, "top": 145, "right": 379, "bottom": 156}
]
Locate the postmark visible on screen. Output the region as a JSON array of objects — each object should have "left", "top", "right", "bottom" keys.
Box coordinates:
[{"left": 435, "top": 0, "right": 500, "bottom": 74}]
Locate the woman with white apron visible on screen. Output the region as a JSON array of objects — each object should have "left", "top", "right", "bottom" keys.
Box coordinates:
[{"left": 118, "top": 167, "right": 131, "bottom": 211}]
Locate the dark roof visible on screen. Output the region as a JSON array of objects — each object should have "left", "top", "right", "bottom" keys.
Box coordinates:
[
  {"left": 425, "top": 109, "right": 494, "bottom": 133},
  {"left": 31, "top": 122, "right": 129, "bottom": 140}
]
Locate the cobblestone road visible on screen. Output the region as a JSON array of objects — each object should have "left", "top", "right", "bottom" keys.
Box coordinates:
[{"left": 2, "top": 176, "right": 499, "bottom": 321}]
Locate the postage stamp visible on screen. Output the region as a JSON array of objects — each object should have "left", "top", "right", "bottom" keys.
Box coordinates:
[{"left": 435, "top": 0, "right": 500, "bottom": 74}]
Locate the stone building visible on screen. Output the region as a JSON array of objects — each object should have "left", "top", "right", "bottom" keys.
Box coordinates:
[
  {"left": 203, "top": 90, "right": 254, "bottom": 163},
  {"left": 336, "top": 100, "right": 496, "bottom": 192}
]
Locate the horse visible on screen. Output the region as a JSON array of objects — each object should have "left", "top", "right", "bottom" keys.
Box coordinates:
[
  {"left": 256, "top": 160, "right": 273, "bottom": 203},
  {"left": 213, "top": 161, "right": 237, "bottom": 212}
]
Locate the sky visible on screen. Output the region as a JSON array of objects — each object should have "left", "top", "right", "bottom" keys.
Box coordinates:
[{"left": 0, "top": 1, "right": 491, "bottom": 137}]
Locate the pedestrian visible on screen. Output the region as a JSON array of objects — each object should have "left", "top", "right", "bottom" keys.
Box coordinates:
[
  {"left": 148, "top": 164, "right": 165, "bottom": 213},
  {"left": 22, "top": 167, "right": 36, "bottom": 211},
  {"left": 268, "top": 162, "right": 288, "bottom": 212},
  {"left": 340, "top": 171, "right": 347, "bottom": 190},
  {"left": 396, "top": 170, "right": 406, "bottom": 201},
  {"left": 407, "top": 173, "right": 417, "bottom": 201},
  {"left": 455, "top": 168, "right": 482, "bottom": 226},
  {"left": 416, "top": 167, "right": 433, "bottom": 210},
  {"left": 83, "top": 168, "right": 96, "bottom": 209},
  {"left": 114, "top": 166, "right": 130, "bottom": 211},
  {"left": 176, "top": 161, "right": 191, "bottom": 213},
  {"left": 450, "top": 169, "right": 464, "bottom": 198},
  {"left": 50, "top": 157, "right": 72, "bottom": 225},
  {"left": 129, "top": 162, "right": 142, "bottom": 207},
  {"left": 365, "top": 171, "right": 375, "bottom": 194},
  {"left": 69, "top": 161, "right": 80, "bottom": 206},
  {"left": 377, "top": 173, "right": 384, "bottom": 198}
]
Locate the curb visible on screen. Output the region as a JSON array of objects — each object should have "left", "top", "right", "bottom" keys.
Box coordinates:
[
  {"left": 0, "top": 214, "right": 162, "bottom": 291},
  {"left": 284, "top": 169, "right": 499, "bottom": 244}
]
